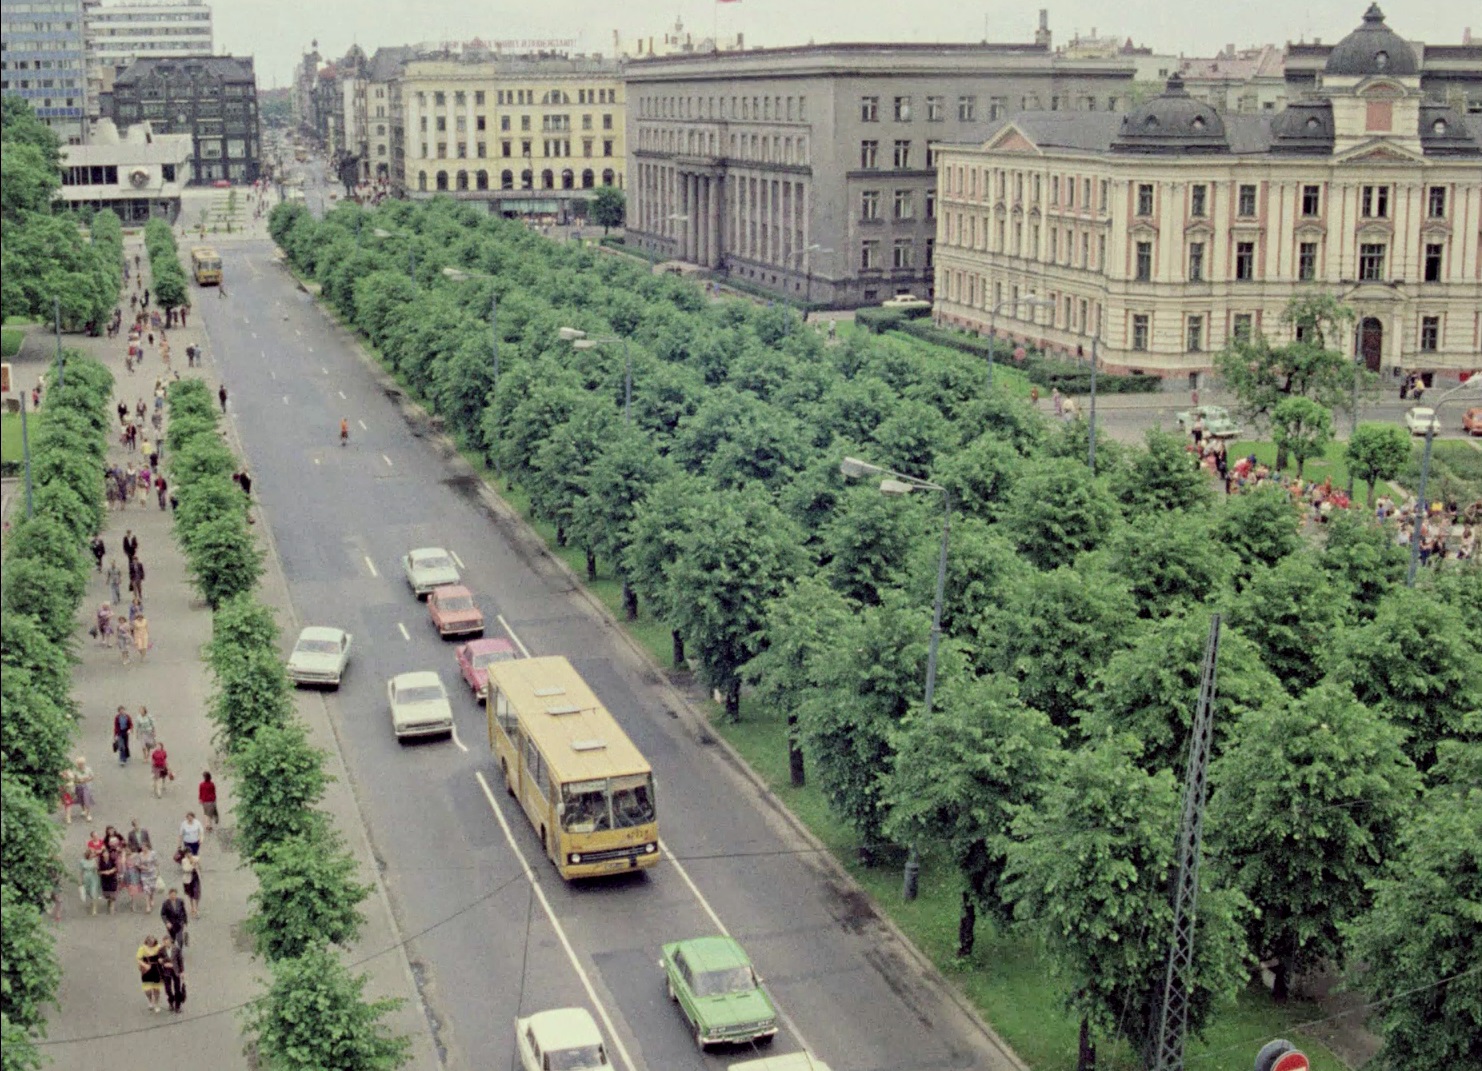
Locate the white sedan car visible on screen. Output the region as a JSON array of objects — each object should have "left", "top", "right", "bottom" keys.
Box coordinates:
[
  {"left": 285, "top": 626, "right": 352, "bottom": 688},
  {"left": 516, "top": 1009, "right": 609, "bottom": 1071},
  {"left": 403, "top": 547, "right": 460, "bottom": 598},
  {"left": 1404, "top": 407, "right": 1442, "bottom": 436},
  {"left": 387, "top": 672, "right": 454, "bottom": 741}
]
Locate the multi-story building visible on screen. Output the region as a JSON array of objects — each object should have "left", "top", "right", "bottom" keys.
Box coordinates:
[
  {"left": 57, "top": 117, "right": 190, "bottom": 221},
  {"left": 366, "top": 46, "right": 413, "bottom": 182},
  {"left": 84, "top": 0, "right": 213, "bottom": 124},
  {"left": 933, "top": 6, "right": 1482, "bottom": 377},
  {"left": 625, "top": 20, "right": 1138, "bottom": 307},
  {"left": 1286, "top": 25, "right": 1482, "bottom": 114},
  {"left": 393, "top": 51, "right": 625, "bottom": 219},
  {"left": 1, "top": 0, "right": 89, "bottom": 143},
  {"left": 292, "top": 44, "right": 320, "bottom": 138},
  {"left": 109, "top": 54, "right": 262, "bottom": 183}
]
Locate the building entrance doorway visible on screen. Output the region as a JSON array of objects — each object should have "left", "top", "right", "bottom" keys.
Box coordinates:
[{"left": 1359, "top": 317, "right": 1383, "bottom": 371}]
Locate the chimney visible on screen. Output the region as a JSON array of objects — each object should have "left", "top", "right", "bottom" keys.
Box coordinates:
[{"left": 1034, "top": 9, "right": 1052, "bottom": 48}]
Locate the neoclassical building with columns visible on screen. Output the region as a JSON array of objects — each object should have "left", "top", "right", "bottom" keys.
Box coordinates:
[{"left": 933, "top": 5, "right": 1482, "bottom": 378}]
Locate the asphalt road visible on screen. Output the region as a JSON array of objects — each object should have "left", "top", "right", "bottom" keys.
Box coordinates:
[{"left": 198, "top": 241, "right": 1020, "bottom": 1071}]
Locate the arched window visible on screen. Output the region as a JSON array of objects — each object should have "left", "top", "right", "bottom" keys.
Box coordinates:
[
  {"left": 501, "top": 170, "right": 514, "bottom": 189},
  {"left": 456, "top": 170, "right": 469, "bottom": 191},
  {"left": 476, "top": 170, "right": 489, "bottom": 190},
  {"left": 418, "top": 171, "right": 428, "bottom": 191},
  {"left": 377, "top": 163, "right": 389, "bottom": 179},
  {"left": 601, "top": 168, "right": 615, "bottom": 187},
  {"left": 541, "top": 169, "right": 555, "bottom": 189},
  {"left": 561, "top": 169, "right": 575, "bottom": 189},
  {"left": 436, "top": 171, "right": 449, "bottom": 191},
  {"left": 581, "top": 169, "right": 595, "bottom": 189},
  {"left": 520, "top": 169, "right": 533, "bottom": 189}
]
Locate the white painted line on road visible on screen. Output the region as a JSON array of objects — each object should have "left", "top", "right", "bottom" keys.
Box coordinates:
[
  {"left": 357, "top": 419, "right": 367, "bottom": 431},
  {"left": 308, "top": 347, "right": 314, "bottom": 354},
  {"left": 282, "top": 395, "right": 289, "bottom": 405},
  {"left": 338, "top": 390, "right": 346, "bottom": 399},
  {"left": 314, "top": 458, "right": 320, "bottom": 465},
  {"left": 397, "top": 622, "right": 410, "bottom": 641},
  {"left": 295, "top": 329, "right": 302, "bottom": 336},
  {"left": 382, "top": 454, "right": 394, "bottom": 468},
  {"left": 450, "top": 550, "right": 465, "bottom": 570},
  {"left": 322, "top": 367, "right": 329, "bottom": 375},
  {"left": 450, "top": 725, "right": 469, "bottom": 753},
  {"left": 251, "top": 332, "right": 257, "bottom": 339},
  {"left": 364, "top": 557, "right": 379, "bottom": 578},
  {"left": 269, "top": 370, "right": 276, "bottom": 380},
  {"left": 497, "top": 615, "right": 531, "bottom": 658},
  {"left": 476, "top": 772, "right": 637, "bottom": 1071}
]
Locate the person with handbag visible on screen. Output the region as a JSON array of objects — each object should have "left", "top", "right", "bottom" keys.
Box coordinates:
[
  {"left": 159, "top": 935, "right": 186, "bottom": 1013},
  {"left": 151, "top": 741, "right": 171, "bottom": 799},
  {"left": 181, "top": 853, "right": 202, "bottom": 918},
  {"left": 160, "top": 889, "right": 188, "bottom": 948},
  {"left": 112, "top": 706, "right": 134, "bottom": 765},
  {"left": 137, "top": 936, "right": 166, "bottom": 1013},
  {"left": 135, "top": 843, "right": 160, "bottom": 913},
  {"left": 178, "top": 811, "right": 203, "bottom": 859}
]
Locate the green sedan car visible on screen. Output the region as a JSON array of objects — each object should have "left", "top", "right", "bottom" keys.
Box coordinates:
[{"left": 660, "top": 935, "right": 779, "bottom": 1049}]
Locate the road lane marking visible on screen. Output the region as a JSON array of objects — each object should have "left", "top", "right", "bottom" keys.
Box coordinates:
[
  {"left": 308, "top": 347, "right": 314, "bottom": 353},
  {"left": 497, "top": 615, "right": 530, "bottom": 658},
  {"left": 322, "top": 367, "right": 328, "bottom": 375},
  {"left": 295, "top": 329, "right": 302, "bottom": 336},
  {"left": 314, "top": 458, "right": 320, "bottom": 465},
  {"left": 269, "top": 370, "right": 276, "bottom": 380},
  {"left": 450, "top": 550, "right": 465, "bottom": 570},
  {"left": 382, "top": 454, "right": 393, "bottom": 468},
  {"left": 475, "top": 772, "right": 637, "bottom": 1071},
  {"left": 364, "top": 557, "right": 379, "bottom": 577},
  {"left": 251, "top": 332, "right": 257, "bottom": 339},
  {"left": 451, "top": 725, "right": 469, "bottom": 753},
  {"left": 397, "top": 622, "right": 410, "bottom": 641},
  {"left": 282, "top": 395, "right": 289, "bottom": 405},
  {"left": 357, "top": 419, "right": 367, "bottom": 430},
  {"left": 338, "top": 390, "right": 346, "bottom": 399}
]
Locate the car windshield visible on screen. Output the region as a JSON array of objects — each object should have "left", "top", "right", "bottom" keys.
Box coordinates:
[
  {"left": 439, "top": 595, "right": 474, "bottom": 612},
  {"left": 296, "top": 638, "right": 341, "bottom": 654},
  {"left": 397, "top": 686, "right": 445, "bottom": 704},
  {"left": 475, "top": 650, "right": 512, "bottom": 668},
  {"left": 545, "top": 1045, "right": 607, "bottom": 1071},
  {"left": 416, "top": 555, "right": 453, "bottom": 570},
  {"left": 694, "top": 966, "right": 755, "bottom": 997}
]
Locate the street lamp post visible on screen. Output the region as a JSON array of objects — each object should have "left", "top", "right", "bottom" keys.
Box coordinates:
[
  {"left": 840, "top": 455, "right": 951, "bottom": 902},
  {"left": 53, "top": 295, "right": 64, "bottom": 386},
  {"left": 560, "top": 328, "right": 631, "bottom": 424},
  {"left": 1087, "top": 334, "right": 1101, "bottom": 474},
  {"left": 1406, "top": 380, "right": 1481, "bottom": 587},
  {"left": 986, "top": 294, "right": 1053, "bottom": 390},
  {"left": 19, "top": 390, "right": 35, "bottom": 518}
]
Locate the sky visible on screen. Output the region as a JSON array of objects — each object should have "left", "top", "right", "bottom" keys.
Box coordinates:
[{"left": 213, "top": 0, "right": 1477, "bottom": 89}]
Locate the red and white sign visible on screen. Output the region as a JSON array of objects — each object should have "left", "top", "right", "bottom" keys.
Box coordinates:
[{"left": 1270, "top": 1053, "right": 1310, "bottom": 1071}]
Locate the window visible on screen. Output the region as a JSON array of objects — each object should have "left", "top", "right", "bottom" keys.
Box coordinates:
[
  {"left": 860, "top": 239, "right": 879, "bottom": 270},
  {"left": 475, "top": 90, "right": 485, "bottom": 105},
  {"left": 892, "top": 239, "right": 912, "bottom": 268},
  {"left": 434, "top": 91, "right": 445, "bottom": 106},
  {"left": 924, "top": 189, "right": 936, "bottom": 219},
  {"left": 1299, "top": 241, "right": 1318, "bottom": 281},
  {"left": 1188, "top": 242, "right": 1205, "bottom": 282},
  {"left": 1361, "top": 185, "right": 1389, "bottom": 218},
  {"left": 1424, "top": 242, "right": 1443, "bottom": 282},
  {"left": 1427, "top": 185, "right": 1446, "bottom": 218},
  {"left": 1237, "top": 184, "right": 1257, "bottom": 217},
  {"left": 957, "top": 95, "right": 976, "bottom": 121},
  {"left": 1136, "top": 183, "right": 1154, "bottom": 216},
  {"left": 602, "top": 140, "right": 613, "bottom": 157},
  {"left": 501, "top": 115, "right": 511, "bottom": 132},
  {"left": 1135, "top": 241, "right": 1152, "bottom": 281},
  {"left": 1419, "top": 316, "right": 1440, "bottom": 352},
  {"left": 1132, "top": 314, "right": 1150, "bottom": 351},
  {"left": 861, "top": 96, "right": 878, "bottom": 122},
  {"left": 1359, "top": 242, "right": 1386, "bottom": 281},
  {"left": 603, "top": 113, "right": 613, "bottom": 130},
  {"left": 892, "top": 140, "right": 911, "bottom": 168},
  {"left": 1099, "top": 180, "right": 1109, "bottom": 211},
  {"left": 924, "top": 238, "right": 934, "bottom": 268},
  {"left": 1187, "top": 315, "right": 1204, "bottom": 353},
  {"left": 1301, "top": 184, "right": 1321, "bottom": 216},
  {"left": 1235, "top": 241, "right": 1255, "bottom": 281},
  {"left": 1050, "top": 176, "right": 1060, "bottom": 204},
  {"left": 893, "top": 96, "right": 912, "bottom": 121},
  {"left": 860, "top": 140, "right": 878, "bottom": 168},
  {"left": 860, "top": 190, "right": 879, "bottom": 220},
  {"left": 926, "top": 95, "right": 944, "bottom": 121},
  {"left": 892, "top": 189, "right": 913, "bottom": 219},
  {"left": 1232, "top": 313, "right": 1253, "bottom": 343},
  {"left": 1049, "top": 229, "right": 1058, "bottom": 262},
  {"left": 1066, "top": 179, "right": 1075, "bottom": 208}
]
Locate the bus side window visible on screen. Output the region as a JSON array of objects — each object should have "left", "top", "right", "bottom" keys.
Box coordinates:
[
  {"left": 524, "top": 738, "right": 543, "bottom": 791},
  {"left": 494, "top": 691, "right": 516, "bottom": 734}
]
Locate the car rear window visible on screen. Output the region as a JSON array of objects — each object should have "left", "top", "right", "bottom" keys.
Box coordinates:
[
  {"left": 397, "top": 686, "right": 445, "bottom": 704},
  {"left": 297, "top": 639, "right": 340, "bottom": 654},
  {"left": 439, "top": 595, "right": 474, "bottom": 612},
  {"left": 417, "top": 555, "right": 453, "bottom": 570}
]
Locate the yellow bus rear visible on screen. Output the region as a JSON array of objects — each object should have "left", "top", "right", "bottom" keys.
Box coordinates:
[
  {"left": 487, "top": 655, "right": 659, "bottom": 879},
  {"left": 190, "top": 247, "right": 222, "bottom": 285}
]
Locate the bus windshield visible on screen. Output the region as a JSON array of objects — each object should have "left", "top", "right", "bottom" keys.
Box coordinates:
[{"left": 560, "top": 774, "right": 655, "bottom": 833}]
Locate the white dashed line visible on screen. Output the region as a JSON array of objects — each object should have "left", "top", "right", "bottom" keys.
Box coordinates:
[
  {"left": 338, "top": 390, "right": 346, "bottom": 399},
  {"left": 364, "top": 557, "right": 379, "bottom": 578},
  {"left": 450, "top": 550, "right": 465, "bottom": 570},
  {"left": 450, "top": 725, "right": 469, "bottom": 753},
  {"left": 382, "top": 454, "right": 393, "bottom": 468},
  {"left": 396, "top": 622, "right": 410, "bottom": 641},
  {"left": 314, "top": 457, "right": 320, "bottom": 465},
  {"left": 357, "top": 419, "right": 367, "bottom": 430},
  {"left": 269, "top": 370, "right": 276, "bottom": 380},
  {"left": 497, "top": 615, "right": 530, "bottom": 658},
  {"left": 282, "top": 395, "right": 289, "bottom": 405}
]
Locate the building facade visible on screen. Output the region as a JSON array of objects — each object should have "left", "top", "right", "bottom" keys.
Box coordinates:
[
  {"left": 1, "top": 0, "right": 89, "bottom": 143},
  {"left": 109, "top": 55, "right": 261, "bottom": 183},
  {"left": 84, "top": 0, "right": 213, "bottom": 123},
  {"left": 932, "top": 6, "right": 1482, "bottom": 377},
  {"left": 57, "top": 117, "right": 190, "bottom": 220},
  {"left": 392, "top": 52, "right": 625, "bottom": 218},
  {"left": 625, "top": 30, "right": 1137, "bottom": 308},
  {"left": 366, "top": 46, "right": 411, "bottom": 181}
]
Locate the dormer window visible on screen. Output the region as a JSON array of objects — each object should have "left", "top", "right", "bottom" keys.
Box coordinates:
[
  {"left": 1144, "top": 115, "right": 1159, "bottom": 129},
  {"left": 1191, "top": 116, "right": 1206, "bottom": 131},
  {"left": 1433, "top": 118, "right": 1448, "bottom": 135},
  {"left": 1374, "top": 50, "right": 1388, "bottom": 69},
  {"left": 1306, "top": 116, "right": 1321, "bottom": 130}
]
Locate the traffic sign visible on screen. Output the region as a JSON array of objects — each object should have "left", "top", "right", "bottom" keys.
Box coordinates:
[{"left": 1270, "top": 1053, "right": 1309, "bottom": 1071}]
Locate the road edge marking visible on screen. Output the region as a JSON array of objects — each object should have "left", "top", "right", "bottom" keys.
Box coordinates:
[{"left": 497, "top": 615, "right": 530, "bottom": 658}]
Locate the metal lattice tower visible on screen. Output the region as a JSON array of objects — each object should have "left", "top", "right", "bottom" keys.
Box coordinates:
[{"left": 1153, "top": 615, "right": 1222, "bottom": 1071}]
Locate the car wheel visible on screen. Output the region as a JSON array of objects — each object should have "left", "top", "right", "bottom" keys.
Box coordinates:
[
  {"left": 757, "top": 1032, "right": 776, "bottom": 1047},
  {"left": 502, "top": 760, "right": 515, "bottom": 797},
  {"left": 665, "top": 975, "right": 676, "bottom": 1001},
  {"left": 694, "top": 1024, "right": 707, "bottom": 1051}
]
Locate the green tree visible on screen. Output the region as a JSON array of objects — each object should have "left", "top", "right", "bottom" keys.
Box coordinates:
[
  {"left": 0, "top": 885, "right": 59, "bottom": 1031},
  {"left": 0, "top": 1013, "right": 44, "bottom": 1071},
  {"left": 667, "top": 487, "right": 806, "bottom": 717},
  {"left": 1, "top": 612, "right": 74, "bottom": 717},
  {"left": 183, "top": 514, "right": 264, "bottom": 609},
  {"left": 0, "top": 668, "right": 73, "bottom": 802},
  {"left": 0, "top": 559, "right": 77, "bottom": 646},
  {"left": 570, "top": 428, "right": 669, "bottom": 618},
  {"left": 1226, "top": 554, "right": 1346, "bottom": 694},
  {"left": 885, "top": 668, "right": 1059, "bottom": 955},
  {"left": 590, "top": 185, "right": 625, "bottom": 232},
  {"left": 1110, "top": 428, "right": 1212, "bottom": 516},
  {"left": 822, "top": 486, "right": 920, "bottom": 606},
  {"left": 6, "top": 513, "right": 86, "bottom": 610},
  {"left": 232, "top": 721, "right": 330, "bottom": 861},
  {"left": 529, "top": 397, "right": 616, "bottom": 555},
  {"left": 1211, "top": 484, "right": 1302, "bottom": 585},
  {"left": 209, "top": 647, "right": 295, "bottom": 754},
  {"left": 906, "top": 516, "right": 1026, "bottom": 641},
  {"left": 0, "top": 143, "right": 59, "bottom": 223},
  {"left": 1003, "top": 457, "right": 1121, "bottom": 570},
  {"left": 207, "top": 594, "right": 280, "bottom": 675},
  {"left": 1318, "top": 508, "right": 1408, "bottom": 621},
  {"left": 0, "top": 775, "right": 59, "bottom": 910},
  {"left": 869, "top": 397, "right": 955, "bottom": 474},
  {"left": 243, "top": 943, "right": 409, "bottom": 1071},
  {"left": 1004, "top": 738, "right": 1249, "bottom": 1070},
  {"left": 934, "top": 432, "right": 1022, "bottom": 522},
  {"left": 248, "top": 831, "right": 371, "bottom": 961},
  {"left": 1270, "top": 396, "right": 1334, "bottom": 478},
  {"left": 624, "top": 472, "right": 712, "bottom": 667},
  {"left": 1344, "top": 422, "right": 1411, "bottom": 507},
  {"left": 1106, "top": 511, "right": 1230, "bottom": 619},
  {"left": 1211, "top": 682, "right": 1420, "bottom": 1000}
]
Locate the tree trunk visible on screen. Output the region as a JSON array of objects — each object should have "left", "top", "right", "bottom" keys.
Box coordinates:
[
  {"left": 670, "top": 630, "right": 685, "bottom": 668},
  {"left": 585, "top": 549, "right": 597, "bottom": 581},
  {"left": 1275, "top": 444, "right": 1290, "bottom": 472},
  {"left": 786, "top": 711, "right": 806, "bottom": 787},
  {"left": 1077, "top": 1017, "right": 1096, "bottom": 1071},
  {"left": 724, "top": 679, "right": 741, "bottom": 721},
  {"left": 957, "top": 889, "right": 978, "bottom": 958},
  {"left": 1271, "top": 957, "right": 1291, "bottom": 1002},
  {"left": 1365, "top": 478, "right": 1377, "bottom": 509},
  {"left": 621, "top": 579, "right": 638, "bottom": 621},
  {"left": 555, "top": 523, "right": 567, "bottom": 547}
]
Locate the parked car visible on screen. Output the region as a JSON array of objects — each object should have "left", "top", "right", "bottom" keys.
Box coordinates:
[
  {"left": 1404, "top": 407, "right": 1442, "bottom": 436},
  {"left": 285, "top": 626, "right": 352, "bottom": 688},
  {"left": 516, "top": 1008, "right": 610, "bottom": 1071},
  {"left": 1174, "top": 405, "right": 1242, "bottom": 438},
  {"left": 455, "top": 637, "right": 518, "bottom": 701},
  {"left": 387, "top": 672, "right": 454, "bottom": 741},
  {"left": 403, "top": 547, "right": 460, "bottom": 597},
  {"left": 428, "top": 584, "right": 485, "bottom": 638},
  {"left": 1462, "top": 407, "right": 1482, "bottom": 436},
  {"left": 881, "top": 293, "right": 931, "bottom": 310},
  {"left": 661, "top": 935, "right": 778, "bottom": 1049}
]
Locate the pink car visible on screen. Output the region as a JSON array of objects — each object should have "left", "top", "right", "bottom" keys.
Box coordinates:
[
  {"left": 455, "top": 637, "right": 518, "bottom": 701},
  {"left": 428, "top": 585, "right": 484, "bottom": 638}
]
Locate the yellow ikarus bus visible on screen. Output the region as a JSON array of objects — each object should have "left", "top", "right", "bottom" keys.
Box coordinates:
[
  {"left": 190, "top": 247, "right": 222, "bottom": 285},
  {"left": 486, "top": 655, "right": 660, "bottom": 879}
]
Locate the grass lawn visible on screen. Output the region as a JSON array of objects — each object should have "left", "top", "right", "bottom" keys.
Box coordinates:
[
  {"left": 1, "top": 411, "right": 28, "bottom": 466},
  {"left": 2, "top": 326, "right": 24, "bottom": 358}
]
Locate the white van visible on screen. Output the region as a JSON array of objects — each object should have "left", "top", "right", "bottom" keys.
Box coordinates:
[{"left": 730, "top": 1054, "right": 834, "bottom": 1071}]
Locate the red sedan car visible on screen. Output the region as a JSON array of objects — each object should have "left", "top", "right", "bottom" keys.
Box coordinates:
[
  {"left": 428, "top": 585, "right": 484, "bottom": 638},
  {"left": 454, "top": 637, "right": 518, "bottom": 701}
]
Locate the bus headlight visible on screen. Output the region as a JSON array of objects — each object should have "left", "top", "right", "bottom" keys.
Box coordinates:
[
  {"left": 644, "top": 843, "right": 658, "bottom": 854},
  {"left": 569, "top": 853, "right": 582, "bottom": 864}
]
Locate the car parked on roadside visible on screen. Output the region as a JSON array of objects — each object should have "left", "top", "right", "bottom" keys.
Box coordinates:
[
  {"left": 516, "top": 1008, "right": 610, "bottom": 1071},
  {"left": 1463, "top": 407, "right": 1482, "bottom": 436},
  {"left": 661, "top": 935, "right": 778, "bottom": 1050},
  {"left": 285, "top": 626, "right": 352, "bottom": 688},
  {"left": 1174, "top": 405, "right": 1242, "bottom": 438},
  {"left": 428, "top": 584, "right": 484, "bottom": 638},
  {"left": 403, "top": 547, "right": 460, "bottom": 597},
  {"left": 1404, "top": 407, "right": 1442, "bottom": 436},
  {"left": 455, "top": 637, "right": 518, "bottom": 701},
  {"left": 387, "top": 672, "right": 454, "bottom": 741}
]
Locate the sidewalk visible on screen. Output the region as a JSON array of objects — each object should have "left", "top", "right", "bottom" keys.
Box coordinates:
[{"left": 40, "top": 227, "right": 437, "bottom": 1069}]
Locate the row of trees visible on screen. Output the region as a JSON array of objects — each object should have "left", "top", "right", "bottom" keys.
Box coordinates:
[
  {"left": 270, "top": 196, "right": 1480, "bottom": 1069},
  {"left": 142, "top": 218, "right": 189, "bottom": 315},
  {"left": 1, "top": 99, "right": 123, "bottom": 330},
  {"left": 1, "top": 353, "right": 115, "bottom": 1070},
  {"left": 165, "top": 379, "right": 409, "bottom": 1070}
]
